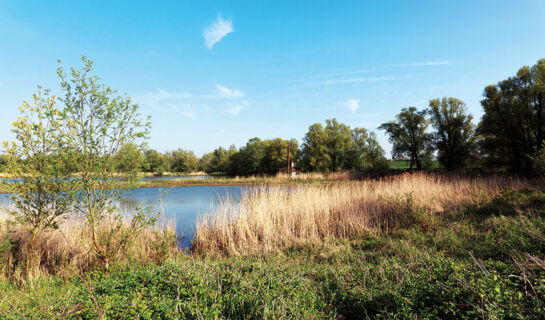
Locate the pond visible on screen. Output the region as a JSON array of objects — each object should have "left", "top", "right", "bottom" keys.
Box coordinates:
[{"left": 0, "top": 185, "right": 243, "bottom": 248}]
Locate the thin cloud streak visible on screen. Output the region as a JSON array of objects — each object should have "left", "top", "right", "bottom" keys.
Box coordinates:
[
  {"left": 139, "top": 86, "right": 243, "bottom": 103},
  {"left": 203, "top": 16, "right": 234, "bottom": 49},
  {"left": 390, "top": 60, "right": 451, "bottom": 67},
  {"left": 301, "top": 75, "right": 414, "bottom": 87},
  {"left": 290, "top": 60, "right": 451, "bottom": 85}
]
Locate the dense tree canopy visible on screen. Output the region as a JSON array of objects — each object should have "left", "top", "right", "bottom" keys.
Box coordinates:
[
  {"left": 229, "top": 138, "right": 299, "bottom": 176},
  {"left": 142, "top": 149, "right": 170, "bottom": 174},
  {"left": 0, "top": 153, "right": 7, "bottom": 171},
  {"left": 199, "top": 146, "right": 237, "bottom": 173},
  {"left": 379, "top": 107, "right": 432, "bottom": 170},
  {"left": 428, "top": 97, "right": 477, "bottom": 171},
  {"left": 166, "top": 149, "right": 199, "bottom": 173},
  {"left": 479, "top": 59, "right": 545, "bottom": 173},
  {"left": 116, "top": 143, "right": 144, "bottom": 174},
  {"left": 302, "top": 119, "right": 387, "bottom": 172}
]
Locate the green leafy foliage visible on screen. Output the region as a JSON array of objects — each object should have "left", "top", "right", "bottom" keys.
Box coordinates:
[
  {"left": 379, "top": 107, "right": 433, "bottom": 170},
  {"left": 229, "top": 138, "right": 299, "bottom": 176},
  {"left": 302, "top": 119, "right": 387, "bottom": 172},
  {"left": 428, "top": 97, "right": 477, "bottom": 172},
  {"left": 56, "top": 56, "right": 154, "bottom": 270},
  {"left": 1, "top": 86, "right": 76, "bottom": 279},
  {"left": 165, "top": 149, "right": 199, "bottom": 173},
  {"left": 142, "top": 149, "right": 170, "bottom": 174},
  {"left": 479, "top": 59, "right": 545, "bottom": 174}
]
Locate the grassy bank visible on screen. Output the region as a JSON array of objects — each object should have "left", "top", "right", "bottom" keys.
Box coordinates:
[
  {"left": 137, "top": 171, "right": 356, "bottom": 189},
  {"left": 389, "top": 160, "right": 441, "bottom": 170},
  {"left": 0, "top": 172, "right": 349, "bottom": 194},
  {"left": 1, "top": 173, "right": 544, "bottom": 318}
]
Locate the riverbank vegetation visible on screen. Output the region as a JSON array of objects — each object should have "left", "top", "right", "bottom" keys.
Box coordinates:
[
  {"left": 1, "top": 175, "right": 544, "bottom": 318},
  {"left": 193, "top": 173, "right": 532, "bottom": 255},
  {"left": 1, "top": 57, "right": 545, "bottom": 318}
]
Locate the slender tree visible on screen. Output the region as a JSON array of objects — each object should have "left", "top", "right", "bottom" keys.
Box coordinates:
[
  {"left": 2, "top": 86, "right": 74, "bottom": 279},
  {"left": 56, "top": 56, "right": 154, "bottom": 270}
]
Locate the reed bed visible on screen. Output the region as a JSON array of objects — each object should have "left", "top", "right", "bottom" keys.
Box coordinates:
[
  {"left": 194, "top": 173, "right": 531, "bottom": 255},
  {"left": 0, "top": 207, "right": 177, "bottom": 280}
]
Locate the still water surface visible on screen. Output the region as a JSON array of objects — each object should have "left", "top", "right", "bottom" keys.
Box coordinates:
[{"left": 0, "top": 185, "right": 243, "bottom": 248}]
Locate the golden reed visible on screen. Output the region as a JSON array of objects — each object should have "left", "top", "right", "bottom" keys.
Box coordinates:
[{"left": 194, "top": 173, "right": 531, "bottom": 256}]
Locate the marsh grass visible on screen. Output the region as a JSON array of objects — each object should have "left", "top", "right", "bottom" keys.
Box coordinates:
[
  {"left": 194, "top": 173, "right": 533, "bottom": 255},
  {"left": 0, "top": 208, "right": 177, "bottom": 282},
  {"left": 1, "top": 175, "right": 545, "bottom": 318}
]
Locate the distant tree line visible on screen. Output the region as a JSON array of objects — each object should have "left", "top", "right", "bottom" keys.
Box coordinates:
[
  {"left": 379, "top": 58, "right": 545, "bottom": 174},
  {"left": 113, "top": 145, "right": 200, "bottom": 174},
  {"left": 196, "top": 121, "right": 389, "bottom": 175},
  {"left": 197, "top": 58, "right": 544, "bottom": 175},
  {"left": 2, "top": 58, "right": 544, "bottom": 176}
]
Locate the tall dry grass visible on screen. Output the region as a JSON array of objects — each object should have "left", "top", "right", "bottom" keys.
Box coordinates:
[
  {"left": 193, "top": 173, "right": 532, "bottom": 256},
  {"left": 0, "top": 207, "right": 177, "bottom": 281}
]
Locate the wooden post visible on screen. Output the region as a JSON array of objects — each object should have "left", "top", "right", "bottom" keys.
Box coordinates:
[{"left": 287, "top": 142, "right": 291, "bottom": 176}]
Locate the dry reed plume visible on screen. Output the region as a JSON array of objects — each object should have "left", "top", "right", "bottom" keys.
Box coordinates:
[
  {"left": 193, "top": 173, "right": 531, "bottom": 255},
  {"left": 0, "top": 208, "right": 177, "bottom": 281}
]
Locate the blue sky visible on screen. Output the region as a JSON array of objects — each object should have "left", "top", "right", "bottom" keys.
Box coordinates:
[{"left": 1, "top": 1, "right": 544, "bottom": 157}]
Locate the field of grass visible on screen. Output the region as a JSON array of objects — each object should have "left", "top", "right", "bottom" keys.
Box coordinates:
[
  {"left": 389, "top": 160, "right": 441, "bottom": 170},
  {"left": 1, "top": 173, "right": 544, "bottom": 318}
]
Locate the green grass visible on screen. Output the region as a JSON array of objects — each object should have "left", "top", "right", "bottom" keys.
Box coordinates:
[
  {"left": 389, "top": 160, "right": 441, "bottom": 170},
  {"left": 1, "top": 186, "right": 545, "bottom": 319}
]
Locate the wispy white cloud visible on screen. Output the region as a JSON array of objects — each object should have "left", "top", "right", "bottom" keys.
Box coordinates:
[
  {"left": 138, "top": 89, "right": 192, "bottom": 105},
  {"left": 217, "top": 85, "right": 243, "bottom": 98},
  {"left": 302, "top": 75, "right": 413, "bottom": 87},
  {"left": 181, "top": 111, "right": 195, "bottom": 119},
  {"left": 390, "top": 60, "right": 451, "bottom": 67},
  {"left": 347, "top": 98, "right": 359, "bottom": 113},
  {"left": 227, "top": 105, "right": 242, "bottom": 115},
  {"left": 139, "top": 86, "right": 243, "bottom": 104},
  {"left": 226, "top": 100, "right": 247, "bottom": 116},
  {"left": 291, "top": 60, "right": 451, "bottom": 86},
  {"left": 137, "top": 86, "right": 245, "bottom": 119},
  {"left": 203, "top": 16, "right": 234, "bottom": 49}
]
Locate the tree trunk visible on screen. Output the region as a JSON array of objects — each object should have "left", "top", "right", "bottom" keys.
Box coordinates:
[{"left": 26, "top": 229, "right": 39, "bottom": 280}]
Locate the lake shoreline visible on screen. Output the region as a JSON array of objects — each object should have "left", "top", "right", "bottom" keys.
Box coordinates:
[{"left": 0, "top": 180, "right": 336, "bottom": 195}]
